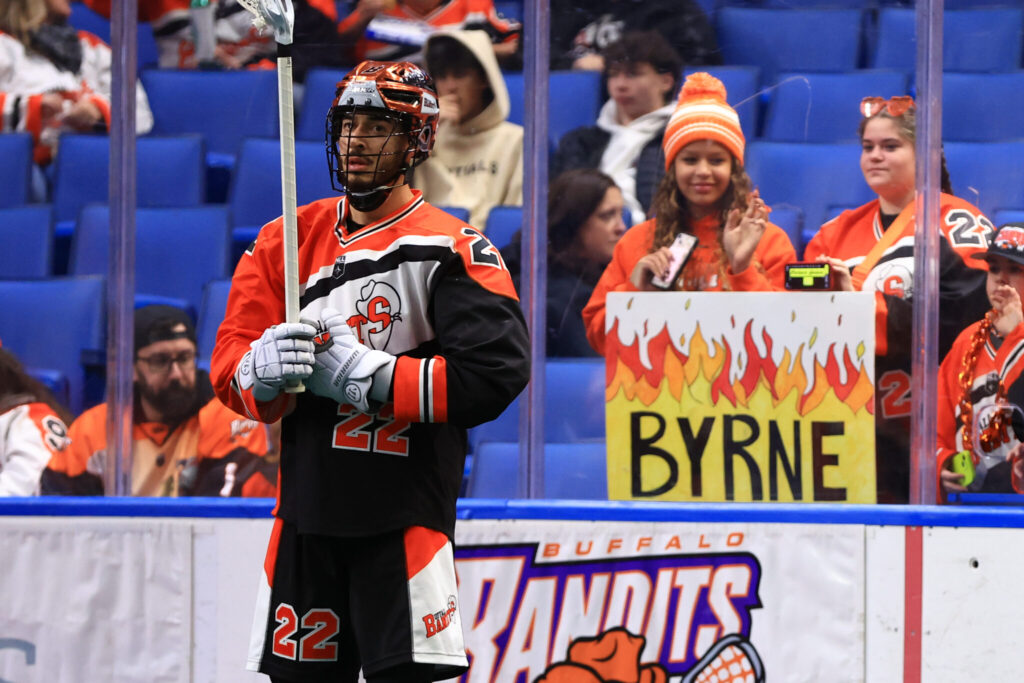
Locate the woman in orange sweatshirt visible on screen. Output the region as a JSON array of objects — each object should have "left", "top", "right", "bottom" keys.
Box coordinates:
[{"left": 582, "top": 72, "right": 796, "bottom": 355}]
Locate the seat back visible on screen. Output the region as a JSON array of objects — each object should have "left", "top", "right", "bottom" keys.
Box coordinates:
[
  {"left": 69, "top": 2, "right": 159, "bottom": 67},
  {"left": 945, "top": 141, "right": 1024, "bottom": 218},
  {"left": 197, "top": 280, "right": 233, "bottom": 368},
  {"left": 0, "top": 133, "right": 32, "bottom": 208},
  {"left": 0, "top": 276, "right": 105, "bottom": 414},
  {"left": 71, "top": 205, "right": 231, "bottom": 316},
  {"left": 0, "top": 206, "right": 54, "bottom": 278},
  {"left": 763, "top": 70, "right": 909, "bottom": 143},
  {"left": 141, "top": 70, "right": 280, "bottom": 156},
  {"left": 296, "top": 68, "right": 347, "bottom": 141},
  {"left": 484, "top": 205, "right": 522, "bottom": 249},
  {"left": 716, "top": 8, "right": 862, "bottom": 85},
  {"left": 545, "top": 358, "right": 605, "bottom": 442},
  {"left": 466, "top": 441, "right": 519, "bottom": 498},
  {"left": 53, "top": 134, "right": 205, "bottom": 224},
  {"left": 544, "top": 442, "right": 608, "bottom": 500},
  {"left": 745, "top": 141, "right": 874, "bottom": 243},
  {"left": 438, "top": 206, "right": 470, "bottom": 223},
  {"left": 872, "top": 8, "right": 1024, "bottom": 72},
  {"left": 943, "top": 73, "right": 1024, "bottom": 142},
  {"left": 505, "top": 70, "right": 603, "bottom": 150},
  {"left": 229, "top": 137, "right": 340, "bottom": 232}
]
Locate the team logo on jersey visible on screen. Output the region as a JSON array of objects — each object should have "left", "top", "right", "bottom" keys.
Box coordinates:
[
  {"left": 350, "top": 280, "right": 403, "bottom": 350},
  {"left": 41, "top": 415, "right": 70, "bottom": 452},
  {"left": 332, "top": 255, "right": 346, "bottom": 279},
  {"left": 422, "top": 595, "right": 457, "bottom": 638},
  {"left": 876, "top": 263, "right": 913, "bottom": 299}
]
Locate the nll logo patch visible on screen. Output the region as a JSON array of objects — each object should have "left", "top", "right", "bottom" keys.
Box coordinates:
[{"left": 332, "top": 255, "right": 346, "bottom": 280}]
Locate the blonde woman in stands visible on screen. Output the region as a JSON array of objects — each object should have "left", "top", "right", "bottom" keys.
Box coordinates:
[
  {"left": 803, "top": 95, "right": 992, "bottom": 503},
  {"left": 0, "top": 0, "right": 152, "bottom": 171},
  {"left": 582, "top": 72, "right": 796, "bottom": 356}
]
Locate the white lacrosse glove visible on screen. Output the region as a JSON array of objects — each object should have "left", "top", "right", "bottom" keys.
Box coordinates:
[
  {"left": 306, "top": 308, "right": 395, "bottom": 413},
  {"left": 236, "top": 323, "right": 316, "bottom": 401}
]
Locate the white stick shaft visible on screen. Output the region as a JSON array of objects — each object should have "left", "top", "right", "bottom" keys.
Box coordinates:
[
  {"left": 278, "top": 55, "right": 299, "bottom": 323},
  {"left": 278, "top": 54, "right": 304, "bottom": 393}
]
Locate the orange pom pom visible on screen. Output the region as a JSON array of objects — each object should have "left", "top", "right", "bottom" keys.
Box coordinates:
[{"left": 678, "top": 72, "right": 727, "bottom": 103}]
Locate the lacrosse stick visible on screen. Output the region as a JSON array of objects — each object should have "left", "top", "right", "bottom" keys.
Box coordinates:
[{"left": 237, "top": 0, "right": 304, "bottom": 392}]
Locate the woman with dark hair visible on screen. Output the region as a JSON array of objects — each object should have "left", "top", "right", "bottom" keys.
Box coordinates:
[
  {"left": 803, "top": 95, "right": 992, "bottom": 503},
  {"left": 503, "top": 168, "right": 627, "bottom": 357},
  {"left": 0, "top": 347, "right": 72, "bottom": 496},
  {"left": 582, "top": 72, "right": 796, "bottom": 355}
]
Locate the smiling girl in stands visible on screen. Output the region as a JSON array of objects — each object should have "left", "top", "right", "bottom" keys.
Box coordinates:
[
  {"left": 803, "top": 95, "right": 991, "bottom": 503},
  {"left": 582, "top": 72, "right": 796, "bottom": 355}
]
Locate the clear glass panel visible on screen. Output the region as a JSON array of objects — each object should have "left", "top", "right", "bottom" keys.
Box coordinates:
[{"left": 83, "top": 0, "right": 1024, "bottom": 507}]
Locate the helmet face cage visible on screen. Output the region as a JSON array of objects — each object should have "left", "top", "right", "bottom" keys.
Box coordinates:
[{"left": 326, "top": 61, "right": 440, "bottom": 196}]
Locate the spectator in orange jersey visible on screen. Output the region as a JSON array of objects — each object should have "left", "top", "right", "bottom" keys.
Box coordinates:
[
  {"left": 0, "top": 346, "right": 72, "bottom": 496},
  {"left": 0, "top": 0, "right": 153, "bottom": 171},
  {"left": 42, "top": 305, "right": 277, "bottom": 497},
  {"left": 803, "top": 95, "right": 991, "bottom": 503},
  {"left": 582, "top": 72, "right": 796, "bottom": 356},
  {"left": 937, "top": 222, "right": 1024, "bottom": 500},
  {"left": 338, "top": 0, "right": 520, "bottom": 67},
  {"left": 82, "top": 0, "right": 342, "bottom": 79}
]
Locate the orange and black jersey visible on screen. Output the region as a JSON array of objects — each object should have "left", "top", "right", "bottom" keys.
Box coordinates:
[
  {"left": 804, "top": 195, "right": 991, "bottom": 502},
  {"left": 211, "top": 191, "right": 530, "bottom": 539}
]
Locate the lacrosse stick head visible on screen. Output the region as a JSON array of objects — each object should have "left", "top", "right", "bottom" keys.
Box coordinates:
[
  {"left": 237, "top": 0, "right": 294, "bottom": 45},
  {"left": 326, "top": 61, "right": 440, "bottom": 201}
]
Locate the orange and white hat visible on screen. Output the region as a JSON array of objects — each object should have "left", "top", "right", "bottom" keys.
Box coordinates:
[{"left": 661, "top": 72, "right": 745, "bottom": 170}]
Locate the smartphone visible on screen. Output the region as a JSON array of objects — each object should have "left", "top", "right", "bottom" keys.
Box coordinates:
[
  {"left": 651, "top": 232, "right": 698, "bottom": 289},
  {"left": 950, "top": 450, "right": 976, "bottom": 487},
  {"left": 785, "top": 262, "right": 831, "bottom": 290}
]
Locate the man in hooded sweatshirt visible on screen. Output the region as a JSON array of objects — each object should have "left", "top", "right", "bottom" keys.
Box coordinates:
[
  {"left": 551, "top": 31, "right": 681, "bottom": 224},
  {"left": 412, "top": 28, "right": 522, "bottom": 231}
]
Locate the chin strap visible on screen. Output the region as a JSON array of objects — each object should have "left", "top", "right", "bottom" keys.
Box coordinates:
[{"left": 347, "top": 187, "right": 392, "bottom": 212}]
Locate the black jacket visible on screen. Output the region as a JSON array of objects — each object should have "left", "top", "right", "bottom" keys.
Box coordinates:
[{"left": 551, "top": 125, "right": 666, "bottom": 220}]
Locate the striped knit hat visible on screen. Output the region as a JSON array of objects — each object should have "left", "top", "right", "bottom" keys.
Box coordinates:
[{"left": 662, "top": 72, "right": 745, "bottom": 170}]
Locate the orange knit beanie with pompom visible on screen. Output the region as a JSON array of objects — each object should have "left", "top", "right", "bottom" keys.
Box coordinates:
[{"left": 661, "top": 72, "right": 745, "bottom": 170}]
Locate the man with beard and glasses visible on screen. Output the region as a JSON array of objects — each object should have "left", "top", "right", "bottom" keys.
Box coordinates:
[{"left": 42, "top": 305, "right": 277, "bottom": 497}]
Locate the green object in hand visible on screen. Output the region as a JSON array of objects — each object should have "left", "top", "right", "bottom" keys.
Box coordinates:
[
  {"left": 190, "top": 0, "right": 211, "bottom": 7},
  {"left": 951, "top": 450, "right": 976, "bottom": 487}
]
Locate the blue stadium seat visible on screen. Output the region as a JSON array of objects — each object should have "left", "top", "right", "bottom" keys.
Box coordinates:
[
  {"left": 27, "top": 368, "right": 71, "bottom": 409},
  {"left": 715, "top": 8, "right": 863, "bottom": 86},
  {"left": 197, "top": 280, "right": 233, "bottom": 370},
  {"left": 483, "top": 205, "right": 521, "bottom": 249},
  {"left": 439, "top": 206, "right": 471, "bottom": 223},
  {"left": 466, "top": 441, "right": 608, "bottom": 499},
  {"left": 684, "top": 65, "right": 761, "bottom": 142},
  {"left": 297, "top": 68, "right": 347, "bottom": 142},
  {"left": 467, "top": 358, "right": 605, "bottom": 454},
  {"left": 505, "top": 70, "right": 604, "bottom": 150},
  {"left": 71, "top": 205, "right": 231, "bottom": 318},
  {"left": 945, "top": 141, "right": 1024, "bottom": 219},
  {"left": 52, "top": 134, "right": 205, "bottom": 228},
  {"left": 0, "top": 133, "right": 32, "bottom": 209},
  {"left": 871, "top": 8, "right": 1024, "bottom": 72},
  {"left": 993, "top": 210, "right": 1024, "bottom": 228},
  {"left": 142, "top": 69, "right": 279, "bottom": 199},
  {"left": 493, "top": 0, "right": 522, "bottom": 22},
  {"left": 943, "top": 72, "right": 1024, "bottom": 142},
  {"left": 744, "top": 141, "right": 875, "bottom": 249},
  {"left": 767, "top": 206, "right": 803, "bottom": 252},
  {"left": 544, "top": 442, "right": 608, "bottom": 500},
  {"left": 229, "top": 137, "right": 340, "bottom": 258},
  {"left": 763, "top": 70, "right": 909, "bottom": 143},
  {"left": 69, "top": 2, "right": 159, "bottom": 68},
  {"left": 0, "top": 206, "right": 54, "bottom": 278},
  {"left": 0, "top": 276, "right": 105, "bottom": 414}
]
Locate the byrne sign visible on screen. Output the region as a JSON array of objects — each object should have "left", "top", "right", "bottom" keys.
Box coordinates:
[{"left": 604, "top": 292, "right": 876, "bottom": 503}]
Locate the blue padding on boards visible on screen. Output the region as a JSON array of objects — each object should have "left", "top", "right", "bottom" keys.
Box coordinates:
[{"left": 3, "top": 498, "right": 1024, "bottom": 528}]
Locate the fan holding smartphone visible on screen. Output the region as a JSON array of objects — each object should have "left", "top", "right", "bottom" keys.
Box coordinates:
[{"left": 583, "top": 72, "right": 797, "bottom": 354}]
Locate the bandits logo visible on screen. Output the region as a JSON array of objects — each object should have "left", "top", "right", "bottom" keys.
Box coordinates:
[
  {"left": 454, "top": 545, "right": 765, "bottom": 683},
  {"left": 423, "top": 595, "right": 458, "bottom": 638},
  {"left": 348, "top": 279, "right": 403, "bottom": 350}
]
